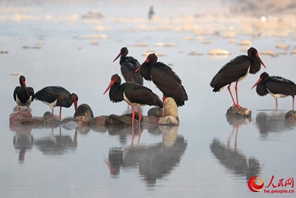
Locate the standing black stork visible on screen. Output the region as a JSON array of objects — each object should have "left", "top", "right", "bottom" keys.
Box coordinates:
[
  {"left": 13, "top": 75, "right": 34, "bottom": 110},
  {"left": 34, "top": 86, "right": 78, "bottom": 120},
  {"left": 210, "top": 47, "right": 266, "bottom": 108},
  {"left": 251, "top": 72, "right": 296, "bottom": 110},
  {"left": 113, "top": 47, "right": 143, "bottom": 85},
  {"left": 103, "top": 74, "right": 163, "bottom": 127},
  {"left": 135, "top": 53, "right": 188, "bottom": 107}
]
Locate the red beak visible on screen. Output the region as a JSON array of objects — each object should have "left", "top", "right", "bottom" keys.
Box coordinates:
[
  {"left": 73, "top": 100, "right": 78, "bottom": 116},
  {"left": 113, "top": 52, "right": 121, "bottom": 62},
  {"left": 256, "top": 54, "right": 266, "bottom": 68},
  {"left": 251, "top": 77, "right": 263, "bottom": 89},
  {"left": 22, "top": 81, "right": 30, "bottom": 97},
  {"left": 103, "top": 80, "right": 115, "bottom": 95},
  {"left": 135, "top": 67, "right": 140, "bottom": 73}
]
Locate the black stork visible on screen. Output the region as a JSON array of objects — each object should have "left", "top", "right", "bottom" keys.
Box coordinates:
[
  {"left": 251, "top": 72, "right": 296, "bottom": 110},
  {"left": 13, "top": 75, "right": 34, "bottom": 110},
  {"left": 34, "top": 86, "right": 78, "bottom": 120},
  {"left": 103, "top": 74, "right": 163, "bottom": 127},
  {"left": 135, "top": 53, "right": 188, "bottom": 107},
  {"left": 210, "top": 47, "right": 266, "bottom": 108},
  {"left": 113, "top": 47, "right": 143, "bottom": 85}
]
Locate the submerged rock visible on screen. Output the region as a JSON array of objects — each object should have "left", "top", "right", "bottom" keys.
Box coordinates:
[
  {"left": 159, "top": 97, "right": 179, "bottom": 125},
  {"left": 226, "top": 106, "right": 252, "bottom": 117},
  {"left": 89, "top": 115, "right": 109, "bottom": 126},
  {"left": 9, "top": 110, "right": 32, "bottom": 124},
  {"left": 285, "top": 110, "right": 296, "bottom": 122},
  {"left": 74, "top": 103, "right": 94, "bottom": 118},
  {"left": 148, "top": 107, "right": 162, "bottom": 118},
  {"left": 75, "top": 116, "right": 91, "bottom": 126},
  {"left": 109, "top": 114, "right": 135, "bottom": 125}
]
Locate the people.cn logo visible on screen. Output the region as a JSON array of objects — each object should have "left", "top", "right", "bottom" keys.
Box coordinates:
[{"left": 248, "top": 176, "right": 264, "bottom": 192}]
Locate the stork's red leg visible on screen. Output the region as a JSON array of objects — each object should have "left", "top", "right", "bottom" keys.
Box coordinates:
[
  {"left": 59, "top": 107, "right": 62, "bottom": 120},
  {"left": 131, "top": 106, "right": 135, "bottom": 137},
  {"left": 227, "top": 83, "right": 237, "bottom": 106},
  {"left": 234, "top": 81, "right": 241, "bottom": 108},
  {"left": 275, "top": 98, "right": 278, "bottom": 110},
  {"left": 137, "top": 106, "right": 142, "bottom": 123}
]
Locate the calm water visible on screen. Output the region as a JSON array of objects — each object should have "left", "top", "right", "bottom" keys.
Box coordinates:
[{"left": 1, "top": 1, "right": 296, "bottom": 198}]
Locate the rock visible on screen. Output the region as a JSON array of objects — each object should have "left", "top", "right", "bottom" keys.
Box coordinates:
[
  {"left": 75, "top": 125, "right": 90, "bottom": 133},
  {"left": 142, "top": 116, "right": 159, "bottom": 129},
  {"left": 226, "top": 106, "right": 252, "bottom": 117},
  {"left": 43, "top": 111, "right": 53, "bottom": 119},
  {"left": 159, "top": 116, "right": 179, "bottom": 125},
  {"left": 148, "top": 107, "right": 162, "bottom": 118},
  {"left": 20, "top": 117, "right": 45, "bottom": 126},
  {"left": 75, "top": 116, "right": 91, "bottom": 126},
  {"left": 164, "top": 97, "right": 179, "bottom": 121},
  {"left": 285, "top": 110, "right": 296, "bottom": 122},
  {"left": 89, "top": 115, "right": 109, "bottom": 126},
  {"left": 74, "top": 103, "right": 94, "bottom": 118},
  {"left": 109, "top": 114, "right": 136, "bottom": 125},
  {"left": 9, "top": 110, "right": 32, "bottom": 124},
  {"left": 260, "top": 50, "right": 278, "bottom": 57},
  {"left": 44, "top": 116, "right": 60, "bottom": 128}
]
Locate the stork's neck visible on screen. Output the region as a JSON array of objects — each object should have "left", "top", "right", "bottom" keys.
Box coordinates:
[{"left": 109, "top": 83, "right": 124, "bottom": 102}]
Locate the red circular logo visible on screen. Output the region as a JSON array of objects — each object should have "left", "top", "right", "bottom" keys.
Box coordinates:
[{"left": 248, "top": 176, "right": 264, "bottom": 192}]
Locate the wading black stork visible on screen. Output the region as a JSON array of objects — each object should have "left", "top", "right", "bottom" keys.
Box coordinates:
[
  {"left": 13, "top": 75, "right": 34, "bottom": 110},
  {"left": 135, "top": 53, "right": 188, "bottom": 106},
  {"left": 210, "top": 47, "right": 266, "bottom": 108},
  {"left": 113, "top": 47, "right": 143, "bottom": 85},
  {"left": 34, "top": 86, "right": 78, "bottom": 120},
  {"left": 103, "top": 74, "right": 163, "bottom": 127},
  {"left": 252, "top": 72, "right": 296, "bottom": 110}
]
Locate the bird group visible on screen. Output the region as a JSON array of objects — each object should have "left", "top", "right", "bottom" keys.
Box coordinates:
[
  {"left": 14, "top": 46, "right": 295, "bottom": 123},
  {"left": 13, "top": 47, "right": 189, "bottom": 124},
  {"left": 210, "top": 47, "right": 296, "bottom": 110}
]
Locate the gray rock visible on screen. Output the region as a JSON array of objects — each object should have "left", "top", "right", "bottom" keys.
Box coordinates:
[{"left": 226, "top": 106, "right": 252, "bottom": 117}]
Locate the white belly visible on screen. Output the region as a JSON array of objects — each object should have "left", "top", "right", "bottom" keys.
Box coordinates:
[
  {"left": 267, "top": 89, "right": 287, "bottom": 99},
  {"left": 16, "top": 95, "right": 32, "bottom": 107},
  {"left": 42, "top": 100, "right": 58, "bottom": 110}
]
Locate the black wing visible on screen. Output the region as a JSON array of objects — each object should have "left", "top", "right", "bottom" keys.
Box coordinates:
[
  {"left": 27, "top": 87, "right": 35, "bottom": 101},
  {"left": 13, "top": 86, "right": 21, "bottom": 101},
  {"left": 266, "top": 76, "right": 296, "bottom": 96},
  {"left": 121, "top": 56, "right": 143, "bottom": 85},
  {"left": 210, "top": 55, "right": 251, "bottom": 91},
  {"left": 124, "top": 84, "right": 163, "bottom": 108},
  {"left": 150, "top": 63, "right": 188, "bottom": 106},
  {"left": 34, "top": 86, "right": 64, "bottom": 103}
]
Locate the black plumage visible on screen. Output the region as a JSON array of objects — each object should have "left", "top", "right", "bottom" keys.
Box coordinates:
[
  {"left": 113, "top": 47, "right": 143, "bottom": 85},
  {"left": 252, "top": 72, "right": 296, "bottom": 109},
  {"left": 210, "top": 47, "right": 266, "bottom": 107},
  {"left": 103, "top": 74, "right": 163, "bottom": 126},
  {"left": 34, "top": 86, "right": 78, "bottom": 119},
  {"left": 136, "top": 53, "right": 188, "bottom": 107},
  {"left": 13, "top": 75, "right": 34, "bottom": 110}
]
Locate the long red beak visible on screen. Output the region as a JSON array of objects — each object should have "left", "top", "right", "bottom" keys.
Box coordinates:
[
  {"left": 113, "top": 52, "right": 121, "bottom": 62},
  {"left": 22, "top": 81, "right": 30, "bottom": 97},
  {"left": 135, "top": 67, "right": 140, "bottom": 72},
  {"left": 103, "top": 80, "right": 115, "bottom": 95},
  {"left": 251, "top": 77, "right": 263, "bottom": 89},
  {"left": 74, "top": 100, "right": 78, "bottom": 116},
  {"left": 257, "top": 54, "right": 266, "bottom": 68}
]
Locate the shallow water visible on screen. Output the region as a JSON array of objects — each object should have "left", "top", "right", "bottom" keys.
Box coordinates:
[{"left": 1, "top": 1, "right": 296, "bottom": 198}]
